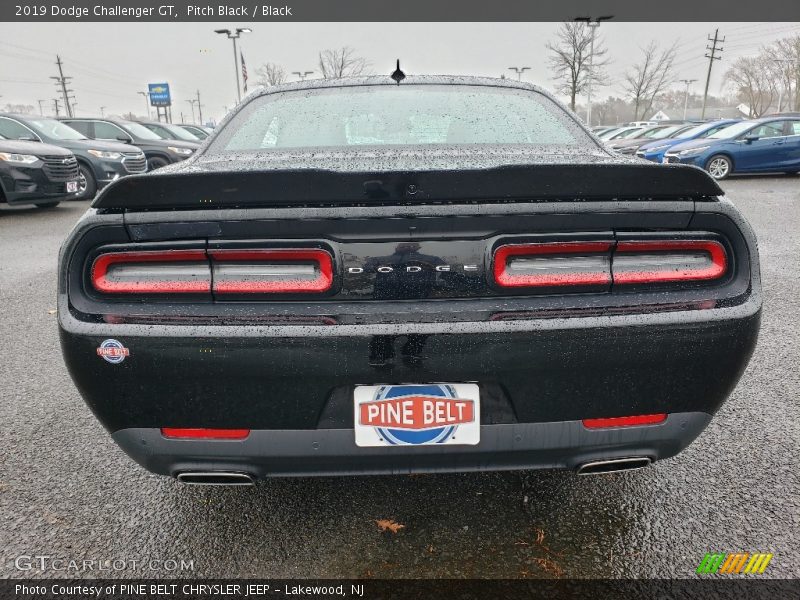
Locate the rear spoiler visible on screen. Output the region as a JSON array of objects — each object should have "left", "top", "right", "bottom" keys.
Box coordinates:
[{"left": 92, "top": 163, "right": 723, "bottom": 210}]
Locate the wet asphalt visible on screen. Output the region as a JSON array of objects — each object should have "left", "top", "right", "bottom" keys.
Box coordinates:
[{"left": 0, "top": 176, "right": 798, "bottom": 580}]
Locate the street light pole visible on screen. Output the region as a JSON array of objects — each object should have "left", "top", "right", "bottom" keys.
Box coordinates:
[
  {"left": 100, "top": 106, "right": 106, "bottom": 117},
  {"left": 680, "top": 79, "right": 698, "bottom": 120},
  {"left": 576, "top": 16, "right": 612, "bottom": 126},
  {"left": 137, "top": 91, "right": 151, "bottom": 119},
  {"left": 186, "top": 99, "right": 197, "bottom": 124},
  {"left": 292, "top": 71, "right": 314, "bottom": 81},
  {"left": 215, "top": 28, "right": 252, "bottom": 103},
  {"left": 507, "top": 67, "right": 530, "bottom": 81}
]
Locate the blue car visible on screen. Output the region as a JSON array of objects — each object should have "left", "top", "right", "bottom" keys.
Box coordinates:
[
  {"left": 663, "top": 116, "right": 800, "bottom": 180},
  {"left": 636, "top": 119, "right": 739, "bottom": 163}
]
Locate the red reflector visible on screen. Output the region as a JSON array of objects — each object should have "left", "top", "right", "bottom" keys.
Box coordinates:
[
  {"left": 91, "top": 250, "right": 211, "bottom": 294},
  {"left": 160, "top": 428, "right": 250, "bottom": 440},
  {"left": 613, "top": 240, "right": 727, "bottom": 284},
  {"left": 209, "top": 249, "right": 333, "bottom": 294},
  {"left": 582, "top": 413, "right": 667, "bottom": 429},
  {"left": 493, "top": 242, "right": 613, "bottom": 288}
]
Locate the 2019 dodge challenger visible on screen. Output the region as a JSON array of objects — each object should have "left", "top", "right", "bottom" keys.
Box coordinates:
[{"left": 58, "top": 76, "right": 761, "bottom": 485}]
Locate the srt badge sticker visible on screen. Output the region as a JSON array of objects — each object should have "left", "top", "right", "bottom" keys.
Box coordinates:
[
  {"left": 354, "top": 383, "right": 480, "bottom": 447},
  {"left": 96, "top": 339, "right": 130, "bottom": 364}
]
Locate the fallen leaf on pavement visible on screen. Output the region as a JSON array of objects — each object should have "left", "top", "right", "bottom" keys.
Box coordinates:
[{"left": 375, "top": 519, "right": 406, "bottom": 534}]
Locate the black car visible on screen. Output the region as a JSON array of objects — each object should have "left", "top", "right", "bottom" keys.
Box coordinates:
[
  {"left": 137, "top": 120, "right": 207, "bottom": 144},
  {"left": 60, "top": 118, "right": 199, "bottom": 171},
  {"left": 606, "top": 123, "right": 695, "bottom": 155},
  {"left": 0, "top": 114, "right": 146, "bottom": 200},
  {"left": 58, "top": 76, "right": 760, "bottom": 484},
  {"left": 0, "top": 134, "right": 79, "bottom": 208}
]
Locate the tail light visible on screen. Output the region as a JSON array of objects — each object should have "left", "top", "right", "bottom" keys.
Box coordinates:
[
  {"left": 582, "top": 413, "right": 667, "bottom": 429},
  {"left": 91, "top": 250, "right": 211, "bottom": 294},
  {"left": 493, "top": 238, "right": 727, "bottom": 289},
  {"left": 493, "top": 242, "right": 614, "bottom": 288},
  {"left": 161, "top": 428, "right": 250, "bottom": 440},
  {"left": 90, "top": 248, "right": 333, "bottom": 295},
  {"left": 612, "top": 240, "right": 727, "bottom": 284},
  {"left": 209, "top": 249, "right": 333, "bottom": 294}
]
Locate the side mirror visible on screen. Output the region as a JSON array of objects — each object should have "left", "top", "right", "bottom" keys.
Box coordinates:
[
  {"left": 19, "top": 135, "right": 38, "bottom": 142},
  {"left": 117, "top": 136, "right": 132, "bottom": 143},
  {"left": 743, "top": 134, "right": 759, "bottom": 143}
]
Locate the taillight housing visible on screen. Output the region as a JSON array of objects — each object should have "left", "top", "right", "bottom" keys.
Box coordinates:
[
  {"left": 493, "top": 241, "right": 613, "bottom": 289},
  {"left": 209, "top": 249, "right": 333, "bottom": 294},
  {"left": 492, "top": 237, "right": 728, "bottom": 290},
  {"left": 91, "top": 250, "right": 211, "bottom": 294},
  {"left": 612, "top": 240, "right": 727, "bottom": 284},
  {"left": 89, "top": 247, "right": 334, "bottom": 296}
]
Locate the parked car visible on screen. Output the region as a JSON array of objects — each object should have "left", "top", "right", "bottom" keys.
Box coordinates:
[
  {"left": 0, "top": 133, "right": 79, "bottom": 208},
  {"left": 636, "top": 119, "right": 740, "bottom": 163},
  {"left": 606, "top": 123, "right": 694, "bottom": 154},
  {"left": 663, "top": 117, "right": 800, "bottom": 179},
  {"left": 137, "top": 120, "right": 207, "bottom": 143},
  {"left": 178, "top": 124, "right": 214, "bottom": 140},
  {"left": 60, "top": 118, "right": 199, "bottom": 171},
  {"left": 58, "top": 76, "right": 760, "bottom": 483},
  {"left": 0, "top": 114, "right": 146, "bottom": 200},
  {"left": 598, "top": 126, "right": 645, "bottom": 140}
]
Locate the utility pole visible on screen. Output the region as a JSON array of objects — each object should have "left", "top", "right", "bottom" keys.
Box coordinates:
[
  {"left": 507, "top": 67, "right": 530, "bottom": 81},
  {"left": 50, "top": 55, "right": 74, "bottom": 118},
  {"left": 37, "top": 99, "right": 46, "bottom": 115},
  {"left": 195, "top": 90, "right": 203, "bottom": 125},
  {"left": 680, "top": 79, "right": 698, "bottom": 120},
  {"left": 52, "top": 98, "right": 61, "bottom": 117},
  {"left": 576, "top": 16, "right": 613, "bottom": 126},
  {"left": 701, "top": 29, "right": 724, "bottom": 119}
]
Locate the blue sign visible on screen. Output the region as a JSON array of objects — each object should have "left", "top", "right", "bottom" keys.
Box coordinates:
[{"left": 148, "top": 83, "right": 171, "bottom": 107}]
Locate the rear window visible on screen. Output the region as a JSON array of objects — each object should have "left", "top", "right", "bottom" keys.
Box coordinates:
[{"left": 208, "top": 84, "right": 587, "bottom": 153}]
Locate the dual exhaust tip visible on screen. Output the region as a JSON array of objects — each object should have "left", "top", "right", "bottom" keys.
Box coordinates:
[
  {"left": 576, "top": 457, "right": 652, "bottom": 475},
  {"left": 175, "top": 458, "right": 652, "bottom": 484}
]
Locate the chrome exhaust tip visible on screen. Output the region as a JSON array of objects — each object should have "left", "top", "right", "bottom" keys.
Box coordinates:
[
  {"left": 576, "top": 457, "right": 652, "bottom": 475},
  {"left": 176, "top": 471, "right": 256, "bottom": 486}
]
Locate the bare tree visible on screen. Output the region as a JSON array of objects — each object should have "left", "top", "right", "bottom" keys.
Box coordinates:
[
  {"left": 546, "top": 22, "right": 609, "bottom": 112},
  {"left": 725, "top": 55, "right": 777, "bottom": 117},
  {"left": 3, "top": 103, "right": 35, "bottom": 114},
  {"left": 318, "top": 46, "right": 370, "bottom": 79},
  {"left": 768, "top": 35, "right": 800, "bottom": 111},
  {"left": 255, "top": 62, "right": 288, "bottom": 87},
  {"left": 623, "top": 42, "right": 678, "bottom": 120}
]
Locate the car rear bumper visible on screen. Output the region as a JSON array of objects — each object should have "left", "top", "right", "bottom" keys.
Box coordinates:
[{"left": 112, "top": 411, "right": 711, "bottom": 477}]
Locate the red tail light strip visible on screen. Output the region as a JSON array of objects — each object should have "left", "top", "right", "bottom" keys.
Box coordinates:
[
  {"left": 493, "top": 242, "right": 614, "bottom": 288},
  {"left": 208, "top": 249, "right": 333, "bottom": 293},
  {"left": 91, "top": 250, "right": 211, "bottom": 294},
  {"left": 161, "top": 428, "right": 250, "bottom": 440},
  {"left": 612, "top": 240, "right": 727, "bottom": 284},
  {"left": 582, "top": 413, "right": 667, "bottom": 429}
]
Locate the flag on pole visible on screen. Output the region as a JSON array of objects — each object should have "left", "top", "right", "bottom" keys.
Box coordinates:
[{"left": 241, "top": 51, "right": 248, "bottom": 93}]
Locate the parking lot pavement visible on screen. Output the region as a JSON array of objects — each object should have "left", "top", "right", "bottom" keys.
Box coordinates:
[{"left": 1, "top": 178, "right": 798, "bottom": 579}]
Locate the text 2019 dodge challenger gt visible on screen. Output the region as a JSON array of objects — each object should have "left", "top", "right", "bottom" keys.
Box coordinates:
[{"left": 58, "top": 76, "right": 760, "bottom": 484}]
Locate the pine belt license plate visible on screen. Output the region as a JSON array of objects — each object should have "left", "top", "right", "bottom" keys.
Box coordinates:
[
  {"left": 354, "top": 383, "right": 480, "bottom": 447},
  {"left": 66, "top": 181, "right": 78, "bottom": 193}
]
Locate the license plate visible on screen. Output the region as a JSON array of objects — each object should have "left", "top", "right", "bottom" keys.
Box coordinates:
[
  {"left": 66, "top": 181, "right": 78, "bottom": 193},
  {"left": 354, "top": 383, "right": 480, "bottom": 447}
]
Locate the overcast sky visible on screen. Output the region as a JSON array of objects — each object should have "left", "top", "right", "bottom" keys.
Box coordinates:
[{"left": 1, "top": 22, "right": 798, "bottom": 123}]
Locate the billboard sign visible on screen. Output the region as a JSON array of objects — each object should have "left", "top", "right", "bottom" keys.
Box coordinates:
[{"left": 148, "top": 83, "right": 171, "bottom": 107}]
